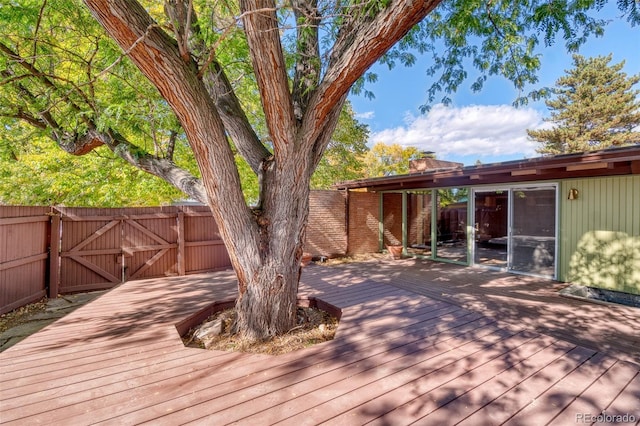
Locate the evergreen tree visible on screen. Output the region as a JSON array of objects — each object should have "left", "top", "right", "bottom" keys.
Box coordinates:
[{"left": 528, "top": 55, "right": 640, "bottom": 154}]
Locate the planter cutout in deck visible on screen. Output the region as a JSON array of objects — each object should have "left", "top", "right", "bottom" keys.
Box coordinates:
[{"left": 176, "top": 297, "right": 342, "bottom": 355}]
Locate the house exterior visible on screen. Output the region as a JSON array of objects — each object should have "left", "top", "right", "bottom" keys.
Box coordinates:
[{"left": 335, "top": 145, "right": 640, "bottom": 296}]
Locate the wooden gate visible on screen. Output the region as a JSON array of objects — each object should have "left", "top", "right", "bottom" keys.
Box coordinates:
[
  {"left": 122, "top": 213, "right": 179, "bottom": 281},
  {"left": 58, "top": 207, "right": 180, "bottom": 293}
]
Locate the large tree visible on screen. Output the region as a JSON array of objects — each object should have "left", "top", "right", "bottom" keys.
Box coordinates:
[
  {"left": 528, "top": 54, "right": 640, "bottom": 154},
  {"left": 362, "top": 142, "right": 421, "bottom": 177},
  {"left": 2, "top": 0, "right": 638, "bottom": 340}
]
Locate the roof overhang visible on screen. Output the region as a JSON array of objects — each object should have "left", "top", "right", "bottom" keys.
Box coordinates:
[{"left": 334, "top": 145, "right": 640, "bottom": 192}]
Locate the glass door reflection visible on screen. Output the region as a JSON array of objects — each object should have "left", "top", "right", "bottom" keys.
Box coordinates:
[
  {"left": 474, "top": 190, "right": 508, "bottom": 267},
  {"left": 406, "top": 191, "right": 433, "bottom": 257},
  {"left": 510, "top": 188, "right": 556, "bottom": 276},
  {"left": 435, "top": 188, "right": 468, "bottom": 263}
]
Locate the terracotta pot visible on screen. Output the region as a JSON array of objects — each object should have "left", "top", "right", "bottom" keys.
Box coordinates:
[{"left": 387, "top": 245, "right": 403, "bottom": 260}]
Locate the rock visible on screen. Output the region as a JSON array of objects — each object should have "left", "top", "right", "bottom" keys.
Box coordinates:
[
  {"left": 1, "top": 290, "right": 107, "bottom": 352},
  {"left": 194, "top": 318, "right": 223, "bottom": 341}
]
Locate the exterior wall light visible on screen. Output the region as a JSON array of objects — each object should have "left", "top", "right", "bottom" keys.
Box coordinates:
[{"left": 568, "top": 188, "right": 579, "bottom": 200}]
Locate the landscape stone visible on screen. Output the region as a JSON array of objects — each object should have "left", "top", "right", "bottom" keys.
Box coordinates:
[{"left": 0, "top": 290, "right": 107, "bottom": 352}]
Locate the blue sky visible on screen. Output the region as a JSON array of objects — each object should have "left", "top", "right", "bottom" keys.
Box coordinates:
[{"left": 348, "top": 3, "right": 640, "bottom": 166}]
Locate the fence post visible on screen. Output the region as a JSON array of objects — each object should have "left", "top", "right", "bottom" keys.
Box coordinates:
[
  {"left": 177, "top": 211, "right": 186, "bottom": 276},
  {"left": 48, "top": 212, "right": 61, "bottom": 298}
]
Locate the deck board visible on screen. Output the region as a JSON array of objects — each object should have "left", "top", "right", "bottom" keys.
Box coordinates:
[{"left": 1, "top": 259, "right": 639, "bottom": 425}]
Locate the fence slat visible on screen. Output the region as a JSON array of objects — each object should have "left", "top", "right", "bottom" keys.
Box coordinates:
[
  {"left": 0, "top": 207, "right": 51, "bottom": 315},
  {"left": 49, "top": 213, "right": 61, "bottom": 298},
  {"left": 177, "top": 212, "right": 186, "bottom": 276},
  {"left": 0, "top": 216, "right": 49, "bottom": 226},
  {"left": 2, "top": 193, "right": 354, "bottom": 313}
]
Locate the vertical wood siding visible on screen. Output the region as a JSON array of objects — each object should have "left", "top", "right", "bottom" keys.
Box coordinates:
[
  {"left": 181, "top": 205, "right": 230, "bottom": 274},
  {"left": 560, "top": 175, "right": 640, "bottom": 294},
  {"left": 0, "top": 207, "right": 51, "bottom": 314},
  {"left": 0, "top": 205, "right": 234, "bottom": 312},
  {"left": 56, "top": 206, "right": 231, "bottom": 293},
  {"left": 58, "top": 207, "right": 124, "bottom": 293}
]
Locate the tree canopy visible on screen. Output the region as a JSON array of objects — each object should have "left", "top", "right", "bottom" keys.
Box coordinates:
[
  {"left": 362, "top": 142, "right": 421, "bottom": 177},
  {"left": 0, "top": 100, "right": 369, "bottom": 206},
  {"left": 406, "top": 0, "right": 639, "bottom": 109},
  {"left": 527, "top": 54, "right": 640, "bottom": 154},
  {"left": 0, "top": 1, "right": 370, "bottom": 206}
]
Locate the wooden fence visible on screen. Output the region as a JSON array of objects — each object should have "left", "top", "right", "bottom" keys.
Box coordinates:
[
  {"left": 0, "top": 206, "right": 52, "bottom": 315},
  {"left": 1, "top": 191, "right": 379, "bottom": 314},
  {"left": 1, "top": 205, "right": 231, "bottom": 314}
]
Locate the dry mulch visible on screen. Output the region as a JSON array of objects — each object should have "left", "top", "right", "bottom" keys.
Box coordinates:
[
  {"left": 319, "top": 252, "right": 389, "bottom": 265},
  {"left": 183, "top": 306, "right": 339, "bottom": 355},
  {"left": 0, "top": 298, "right": 48, "bottom": 333}
]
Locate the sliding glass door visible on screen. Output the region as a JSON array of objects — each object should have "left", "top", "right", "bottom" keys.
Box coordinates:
[
  {"left": 473, "top": 186, "right": 557, "bottom": 278},
  {"left": 510, "top": 188, "right": 556, "bottom": 276},
  {"left": 406, "top": 191, "right": 433, "bottom": 257},
  {"left": 435, "top": 188, "right": 468, "bottom": 263},
  {"left": 474, "top": 190, "right": 508, "bottom": 267}
]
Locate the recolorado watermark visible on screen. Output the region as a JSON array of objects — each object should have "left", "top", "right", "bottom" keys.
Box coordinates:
[{"left": 576, "top": 411, "right": 636, "bottom": 424}]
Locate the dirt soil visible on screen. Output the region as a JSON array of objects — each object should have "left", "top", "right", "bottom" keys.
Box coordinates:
[{"left": 183, "top": 306, "right": 339, "bottom": 355}]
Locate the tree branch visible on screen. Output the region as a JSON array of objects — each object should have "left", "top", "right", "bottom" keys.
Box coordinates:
[
  {"left": 0, "top": 41, "right": 95, "bottom": 129},
  {"left": 164, "top": 0, "right": 271, "bottom": 173},
  {"left": 305, "top": 0, "right": 443, "bottom": 142},
  {"left": 239, "top": 0, "right": 296, "bottom": 155},
  {"left": 201, "top": 60, "right": 271, "bottom": 171},
  {"left": 291, "top": 0, "right": 321, "bottom": 121},
  {"left": 68, "top": 129, "right": 207, "bottom": 202},
  {"left": 84, "top": 0, "right": 259, "bottom": 261}
]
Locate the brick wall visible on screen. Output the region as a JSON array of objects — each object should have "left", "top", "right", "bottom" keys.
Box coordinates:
[
  {"left": 346, "top": 191, "right": 380, "bottom": 255},
  {"left": 305, "top": 190, "right": 348, "bottom": 257},
  {"left": 407, "top": 193, "right": 432, "bottom": 246},
  {"left": 382, "top": 193, "right": 402, "bottom": 247}
]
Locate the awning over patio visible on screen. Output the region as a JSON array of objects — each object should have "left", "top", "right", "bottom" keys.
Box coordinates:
[{"left": 335, "top": 145, "right": 640, "bottom": 192}]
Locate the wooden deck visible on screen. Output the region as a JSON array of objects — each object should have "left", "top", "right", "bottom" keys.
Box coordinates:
[{"left": 1, "top": 259, "right": 639, "bottom": 425}]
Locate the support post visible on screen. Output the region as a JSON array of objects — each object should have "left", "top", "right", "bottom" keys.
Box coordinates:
[
  {"left": 431, "top": 190, "right": 437, "bottom": 260},
  {"left": 402, "top": 191, "right": 407, "bottom": 255},
  {"left": 48, "top": 212, "right": 61, "bottom": 298},
  {"left": 344, "top": 190, "right": 350, "bottom": 256},
  {"left": 177, "top": 211, "right": 186, "bottom": 275},
  {"left": 378, "top": 192, "right": 384, "bottom": 252}
]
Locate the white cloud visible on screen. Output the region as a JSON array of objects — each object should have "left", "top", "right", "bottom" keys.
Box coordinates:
[
  {"left": 356, "top": 111, "right": 375, "bottom": 120},
  {"left": 370, "top": 104, "right": 546, "bottom": 159}
]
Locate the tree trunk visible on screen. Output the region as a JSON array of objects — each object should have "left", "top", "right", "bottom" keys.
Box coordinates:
[
  {"left": 231, "top": 150, "right": 313, "bottom": 340},
  {"left": 83, "top": 0, "right": 440, "bottom": 341},
  {"left": 233, "top": 249, "right": 302, "bottom": 340}
]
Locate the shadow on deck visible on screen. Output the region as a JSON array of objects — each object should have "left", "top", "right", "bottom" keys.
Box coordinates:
[{"left": 1, "top": 260, "right": 638, "bottom": 425}]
